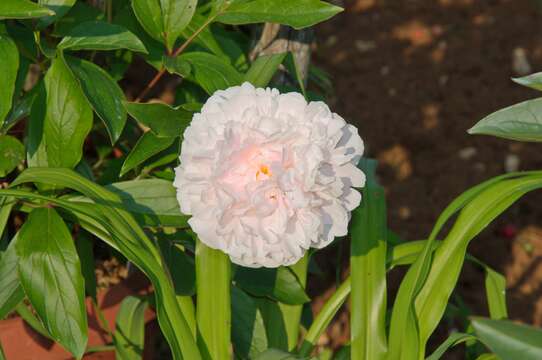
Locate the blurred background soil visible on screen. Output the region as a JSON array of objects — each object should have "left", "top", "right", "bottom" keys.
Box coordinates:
[{"left": 308, "top": 0, "right": 542, "bottom": 354}]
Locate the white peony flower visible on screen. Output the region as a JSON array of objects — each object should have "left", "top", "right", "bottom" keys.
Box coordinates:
[{"left": 174, "top": 82, "right": 365, "bottom": 268}]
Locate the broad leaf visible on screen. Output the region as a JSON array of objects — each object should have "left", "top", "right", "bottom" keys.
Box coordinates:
[
  {"left": 232, "top": 286, "right": 268, "bottom": 359},
  {"left": 235, "top": 266, "right": 310, "bottom": 305},
  {"left": 124, "top": 101, "right": 192, "bottom": 138},
  {"left": 245, "top": 53, "right": 286, "bottom": 88},
  {"left": 165, "top": 56, "right": 191, "bottom": 77},
  {"left": 0, "top": 235, "right": 24, "bottom": 320},
  {"left": 217, "top": 0, "right": 343, "bottom": 29},
  {"left": 181, "top": 52, "right": 243, "bottom": 94},
  {"left": 27, "top": 56, "right": 93, "bottom": 169},
  {"left": 120, "top": 132, "right": 176, "bottom": 176},
  {"left": 131, "top": 0, "right": 163, "bottom": 45},
  {"left": 16, "top": 208, "right": 87, "bottom": 358},
  {"left": 0, "top": 0, "right": 54, "bottom": 19},
  {"left": 114, "top": 296, "right": 148, "bottom": 360},
  {"left": 468, "top": 98, "right": 542, "bottom": 142},
  {"left": 37, "top": 0, "right": 76, "bottom": 28},
  {"left": 0, "top": 34, "right": 18, "bottom": 126},
  {"left": 59, "top": 20, "right": 147, "bottom": 53},
  {"left": 0, "top": 135, "right": 24, "bottom": 177},
  {"left": 106, "top": 179, "right": 189, "bottom": 227},
  {"left": 471, "top": 317, "right": 542, "bottom": 360},
  {"left": 65, "top": 56, "right": 127, "bottom": 144},
  {"left": 52, "top": 1, "right": 104, "bottom": 37}
]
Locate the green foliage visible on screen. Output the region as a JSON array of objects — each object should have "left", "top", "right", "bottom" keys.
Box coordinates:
[
  {"left": 114, "top": 296, "right": 148, "bottom": 360},
  {"left": 0, "top": 0, "right": 54, "bottom": 20}
]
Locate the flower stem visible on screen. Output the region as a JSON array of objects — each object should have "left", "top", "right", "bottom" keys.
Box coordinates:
[{"left": 195, "top": 239, "right": 231, "bottom": 360}]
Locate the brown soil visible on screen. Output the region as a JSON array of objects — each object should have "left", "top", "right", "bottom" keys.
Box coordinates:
[{"left": 311, "top": 0, "right": 542, "bottom": 354}]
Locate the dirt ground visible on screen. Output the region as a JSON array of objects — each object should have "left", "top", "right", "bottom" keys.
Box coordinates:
[{"left": 310, "top": 0, "right": 542, "bottom": 354}]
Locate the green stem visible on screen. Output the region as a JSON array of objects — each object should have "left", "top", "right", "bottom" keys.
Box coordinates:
[
  {"left": 196, "top": 240, "right": 231, "bottom": 360},
  {"left": 279, "top": 254, "right": 309, "bottom": 351},
  {"left": 298, "top": 278, "right": 351, "bottom": 357}
]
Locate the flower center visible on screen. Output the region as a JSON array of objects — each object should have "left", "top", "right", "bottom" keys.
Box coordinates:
[{"left": 256, "top": 165, "right": 271, "bottom": 180}]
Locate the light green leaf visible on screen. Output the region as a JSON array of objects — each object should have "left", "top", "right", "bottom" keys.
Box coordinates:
[
  {"left": 131, "top": 0, "right": 163, "bottom": 44},
  {"left": 217, "top": 0, "right": 343, "bottom": 29},
  {"left": 0, "top": 197, "right": 14, "bottom": 240},
  {"left": 350, "top": 159, "right": 387, "bottom": 360},
  {"left": 0, "top": 135, "right": 24, "bottom": 177},
  {"left": 253, "top": 348, "right": 299, "bottom": 360},
  {"left": 196, "top": 239, "right": 231, "bottom": 360},
  {"left": 468, "top": 98, "right": 542, "bottom": 142},
  {"left": 120, "top": 132, "right": 176, "bottom": 176},
  {"left": 235, "top": 266, "right": 310, "bottom": 305},
  {"left": 245, "top": 53, "right": 286, "bottom": 88},
  {"left": 425, "top": 332, "right": 476, "bottom": 360},
  {"left": 181, "top": 52, "right": 243, "bottom": 94},
  {"left": 0, "top": 34, "right": 18, "bottom": 126},
  {"left": 114, "top": 296, "right": 148, "bottom": 360},
  {"left": 106, "top": 179, "right": 189, "bottom": 227},
  {"left": 27, "top": 56, "right": 93, "bottom": 169},
  {"left": 512, "top": 72, "right": 542, "bottom": 91},
  {"left": 65, "top": 56, "right": 127, "bottom": 144},
  {"left": 471, "top": 317, "right": 542, "bottom": 360},
  {"left": 0, "top": 235, "right": 24, "bottom": 320},
  {"left": 37, "top": 0, "right": 76, "bottom": 28},
  {"left": 165, "top": 56, "right": 192, "bottom": 77},
  {"left": 232, "top": 286, "right": 268, "bottom": 359},
  {"left": 0, "top": 0, "right": 54, "bottom": 20},
  {"left": 484, "top": 267, "right": 508, "bottom": 320},
  {"left": 125, "top": 101, "right": 192, "bottom": 138},
  {"left": 16, "top": 208, "right": 87, "bottom": 358},
  {"left": 59, "top": 20, "right": 148, "bottom": 53}
]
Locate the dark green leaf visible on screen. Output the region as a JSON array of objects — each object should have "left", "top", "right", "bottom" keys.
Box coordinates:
[
  {"left": 165, "top": 56, "right": 192, "bottom": 77},
  {"left": 235, "top": 266, "right": 310, "bottom": 305},
  {"left": 27, "top": 56, "right": 93, "bottom": 169},
  {"left": 125, "top": 101, "right": 192, "bottom": 138},
  {"left": 157, "top": 235, "right": 195, "bottom": 296},
  {"left": 217, "top": 0, "right": 343, "bottom": 29},
  {"left": 181, "top": 52, "right": 243, "bottom": 95},
  {"left": 16, "top": 208, "right": 87, "bottom": 358},
  {"left": 106, "top": 179, "right": 189, "bottom": 227},
  {"left": 471, "top": 317, "right": 542, "bottom": 360},
  {"left": 0, "top": 34, "right": 19, "bottom": 126},
  {"left": 65, "top": 56, "right": 127, "bottom": 144},
  {"left": 232, "top": 286, "right": 268, "bottom": 359},
  {"left": 468, "top": 98, "right": 542, "bottom": 142},
  {"left": 0, "top": 0, "right": 54, "bottom": 20},
  {"left": 52, "top": 1, "right": 104, "bottom": 37},
  {"left": 245, "top": 53, "right": 286, "bottom": 88},
  {"left": 120, "top": 132, "right": 176, "bottom": 176},
  {"left": 131, "top": 0, "right": 164, "bottom": 45},
  {"left": 59, "top": 20, "right": 147, "bottom": 53},
  {"left": 0, "top": 235, "right": 24, "bottom": 320},
  {"left": 113, "top": 296, "right": 147, "bottom": 360},
  {"left": 0, "top": 135, "right": 24, "bottom": 177},
  {"left": 37, "top": 0, "right": 76, "bottom": 28},
  {"left": 75, "top": 231, "right": 97, "bottom": 300}
]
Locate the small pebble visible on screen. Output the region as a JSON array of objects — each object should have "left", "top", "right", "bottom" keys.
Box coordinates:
[
  {"left": 505, "top": 154, "right": 520, "bottom": 172},
  {"left": 458, "top": 147, "right": 477, "bottom": 160}
]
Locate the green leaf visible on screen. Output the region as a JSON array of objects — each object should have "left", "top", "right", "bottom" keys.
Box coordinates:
[
  {"left": 27, "top": 56, "right": 93, "bottom": 169},
  {"left": 0, "top": 197, "right": 14, "bottom": 240},
  {"left": 196, "top": 239, "right": 231, "bottom": 360},
  {"left": 425, "top": 332, "right": 476, "bottom": 360},
  {"left": 0, "top": 135, "right": 24, "bottom": 177},
  {"left": 131, "top": 0, "right": 163, "bottom": 45},
  {"left": 113, "top": 296, "right": 148, "bottom": 360},
  {"left": 65, "top": 56, "right": 127, "bottom": 144},
  {"left": 157, "top": 235, "right": 195, "bottom": 296},
  {"left": 59, "top": 20, "right": 148, "bottom": 53},
  {"left": 0, "top": 34, "right": 19, "bottom": 126},
  {"left": 235, "top": 266, "right": 310, "bottom": 305},
  {"left": 16, "top": 208, "right": 87, "bottom": 358},
  {"left": 125, "top": 101, "right": 192, "bottom": 138},
  {"left": 468, "top": 98, "right": 542, "bottom": 142},
  {"left": 120, "top": 132, "right": 176, "bottom": 176},
  {"left": 106, "top": 179, "right": 189, "bottom": 227},
  {"left": 471, "top": 317, "right": 542, "bottom": 360},
  {"left": 253, "top": 348, "right": 299, "bottom": 360},
  {"left": 181, "top": 52, "right": 243, "bottom": 95},
  {"left": 232, "top": 286, "right": 268, "bottom": 359},
  {"left": 52, "top": 1, "right": 104, "bottom": 37},
  {"left": 217, "top": 0, "right": 343, "bottom": 29},
  {"left": 165, "top": 56, "right": 192, "bottom": 77},
  {"left": 0, "top": 0, "right": 54, "bottom": 20},
  {"left": 350, "top": 159, "right": 387, "bottom": 360},
  {"left": 159, "top": 0, "right": 197, "bottom": 51},
  {"left": 37, "top": 0, "right": 76, "bottom": 28},
  {"left": 0, "top": 235, "right": 24, "bottom": 320},
  {"left": 484, "top": 267, "right": 508, "bottom": 320},
  {"left": 512, "top": 72, "right": 542, "bottom": 91},
  {"left": 245, "top": 53, "right": 286, "bottom": 88},
  {"left": 75, "top": 231, "right": 97, "bottom": 301}
]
